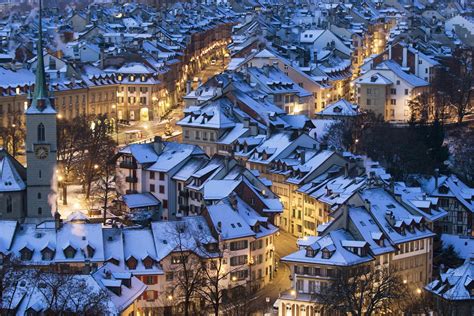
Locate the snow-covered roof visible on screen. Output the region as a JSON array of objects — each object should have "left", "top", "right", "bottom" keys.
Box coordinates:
[
  {"left": 0, "top": 220, "right": 17, "bottom": 253},
  {"left": 425, "top": 257, "right": 474, "bottom": 301},
  {"left": 359, "top": 188, "right": 436, "bottom": 244},
  {"left": 122, "top": 193, "right": 160, "bottom": 209},
  {"left": 0, "top": 149, "right": 26, "bottom": 192},
  {"left": 282, "top": 229, "right": 374, "bottom": 266},
  {"left": 203, "top": 179, "right": 241, "bottom": 200},
  {"left": 177, "top": 98, "right": 238, "bottom": 130},
  {"left": 440, "top": 234, "right": 474, "bottom": 260},
  {"left": 92, "top": 263, "right": 147, "bottom": 313},
  {"left": 151, "top": 216, "right": 217, "bottom": 262},
  {"left": 317, "top": 98, "right": 359, "bottom": 117}
]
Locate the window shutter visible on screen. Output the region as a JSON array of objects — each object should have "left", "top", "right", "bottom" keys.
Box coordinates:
[{"left": 142, "top": 291, "right": 148, "bottom": 301}]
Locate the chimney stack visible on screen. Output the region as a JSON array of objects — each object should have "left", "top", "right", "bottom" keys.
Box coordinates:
[
  {"left": 434, "top": 168, "right": 439, "bottom": 188},
  {"left": 154, "top": 136, "right": 164, "bottom": 154}
]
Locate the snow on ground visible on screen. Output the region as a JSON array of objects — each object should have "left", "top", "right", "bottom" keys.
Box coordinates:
[{"left": 57, "top": 185, "right": 95, "bottom": 220}]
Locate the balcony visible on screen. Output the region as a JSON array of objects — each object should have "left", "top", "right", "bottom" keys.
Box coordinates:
[
  {"left": 120, "top": 161, "right": 137, "bottom": 169},
  {"left": 179, "top": 191, "right": 189, "bottom": 198},
  {"left": 125, "top": 176, "right": 138, "bottom": 183},
  {"left": 126, "top": 189, "right": 138, "bottom": 194}
]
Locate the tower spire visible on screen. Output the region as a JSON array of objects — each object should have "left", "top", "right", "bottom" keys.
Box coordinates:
[
  {"left": 28, "top": 0, "right": 55, "bottom": 113},
  {"left": 34, "top": 0, "right": 47, "bottom": 103}
]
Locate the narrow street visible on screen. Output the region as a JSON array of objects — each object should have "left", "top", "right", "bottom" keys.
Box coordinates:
[{"left": 250, "top": 230, "right": 298, "bottom": 315}]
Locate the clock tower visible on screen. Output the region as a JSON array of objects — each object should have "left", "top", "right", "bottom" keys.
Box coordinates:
[{"left": 25, "top": 0, "right": 57, "bottom": 219}]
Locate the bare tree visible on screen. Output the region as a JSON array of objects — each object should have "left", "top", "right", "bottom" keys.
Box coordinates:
[
  {"left": 32, "top": 270, "right": 109, "bottom": 314},
  {"left": 166, "top": 222, "right": 206, "bottom": 316},
  {"left": 435, "top": 48, "right": 474, "bottom": 123},
  {"left": 0, "top": 111, "right": 25, "bottom": 158},
  {"left": 0, "top": 257, "right": 25, "bottom": 314},
  {"left": 408, "top": 92, "right": 431, "bottom": 123},
  {"left": 57, "top": 116, "right": 88, "bottom": 205},
  {"left": 90, "top": 162, "right": 116, "bottom": 223},
  {"left": 316, "top": 266, "right": 407, "bottom": 316},
  {"left": 77, "top": 114, "right": 116, "bottom": 199}
]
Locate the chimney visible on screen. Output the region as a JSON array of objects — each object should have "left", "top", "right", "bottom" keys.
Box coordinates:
[
  {"left": 342, "top": 204, "right": 349, "bottom": 230},
  {"left": 263, "top": 65, "right": 270, "bottom": 77},
  {"left": 434, "top": 168, "right": 439, "bottom": 188},
  {"left": 154, "top": 136, "right": 164, "bottom": 154},
  {"left": 344, "top": 163, "right": 349, "bottom": 178},
  {"left": 229, "top": 193, "right": 238, "bottom": 210},
  {"left": 300, "top": 151, "right": 306, "bottom": 165},
  {"left": 402, "top": 46, "right": 408, "bottom": 68},
  {"left": 388, "top": 44, "right": 392, "bottom": 59},
  {"left": 243, "top": 117, "right": 250, "bottom": 128},
  {"left": 414, "top": 52, "right": 419, "bottom": 77},
  {"left": 54, "top": 211, "right": 62, "bottom": 231},
  {"left": 224, "top": 155, "right": 230, "bottom": 173},
  {"left": 389, "top": 178, "right": 395, "bottom": 193}
]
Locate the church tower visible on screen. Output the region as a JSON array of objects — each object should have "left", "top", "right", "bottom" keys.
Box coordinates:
[{"left": 25, "top": 0, "right": 57, "bottom": 219}]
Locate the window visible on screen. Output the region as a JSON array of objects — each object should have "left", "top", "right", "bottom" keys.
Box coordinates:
[
  {"left": 150, "top": 172, "right": 155, "bottom": 179},
  {"left": 163, "top": 199, "right": 168, "bottom": 208},
  {"left": 38, "top": 207, "right": 42, "bottom": 215},
  {"left": 171, "top": 256, "right": 183, "bottom": 264},
  {"left": 150, "top": 184, "right": 155, "bottom": 192},
  {"left": 366, "top": 99, "right": 371, "bottom": 105},
  {"left": 159, "top": 173, "right": 165, "bottom": 181},
  {"left": 37, "top": 193, "right": 41, "bottom": 199},
  {"left": 230, "top": 269, "right": 248, "bottom": 281},
  {"left": 166, "top": 272, "right": 174, "bottom": 281},
  {"left": 230, "top": 240, "right": 248, "bottom": 251},
  {"left": 390, "top": 99, "right": 396, "bottom": 105},
  {"left": 159, "top": 185, "right": 165, "bottom": 194},
  {"left": 457, "top": 226, "right": 463, "bottom": 234},
  {"left": 37, "top": 123, "right": 45, "bottom": 142},
  {"left": 390, "top": 88, "right": 396, "bottom": 95},
  {"left": 457, "top": 212, "right": 463, "bottom": 222},
  {"left": 396, "top": 80, "right": 400, "bottom": 85},
  {"left": 230, "top": 255, "right": 247, "bottom": 266}
]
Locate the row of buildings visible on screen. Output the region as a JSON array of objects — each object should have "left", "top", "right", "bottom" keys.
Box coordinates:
[{"left": 0, "top": 1, "right": 234, "bottom": 129}]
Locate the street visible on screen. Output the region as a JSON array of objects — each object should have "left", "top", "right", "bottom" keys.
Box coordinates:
[
  {"left": 250, "top": 230, "right": 298, "bottom": 315},
  {"left": 115, "top": 58, "right": 229, "bottom": 146}
]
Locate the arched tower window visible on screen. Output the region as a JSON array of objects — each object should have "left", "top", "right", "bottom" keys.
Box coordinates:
[{"left": 38, "top": 123, "right": 45, "bottom": 142}]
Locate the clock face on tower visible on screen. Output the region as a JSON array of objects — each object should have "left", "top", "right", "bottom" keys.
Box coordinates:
[{"left": 34, "top": 144, "right": 49, "bottom": 159}]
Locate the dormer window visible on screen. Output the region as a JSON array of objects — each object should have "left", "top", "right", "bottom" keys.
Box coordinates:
[
  {"left": 126, "top": 256, "right": 138, "bottom": 270},
  {"left": 63, "top": 245, "right": 77, "bottom": 259},
  {"left": 20, "top": 247, "right": 33, "bottom": 261},
  {"left": 305, "top": 248, "right": 317, "bottom": 257},
  {"left": 321, "top": 249, "right": 332, "bottom": 259},
  {"left": 41, "top": 247, "right": 55, "bottom": 261},
  {"left": 143, "top": 256, "right": 154, "bottom": 269},
  {"left": 84, "top": 244, "right": 95, "bottom": 258},
  {"left": 107, "top": 257, "right": 120, "bottom": 266}
]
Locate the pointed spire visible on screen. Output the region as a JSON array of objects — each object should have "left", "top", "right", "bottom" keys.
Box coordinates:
[
  {"left": 33, "top": 0, "right": 48, "bottom": 105},
  {"left": 27, "top": 0, "right": 55, "bottom": 114}
]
